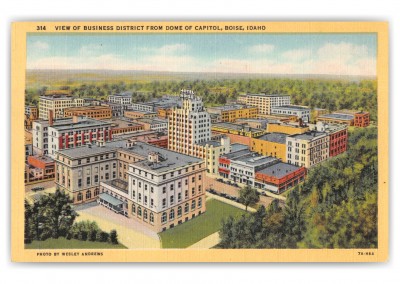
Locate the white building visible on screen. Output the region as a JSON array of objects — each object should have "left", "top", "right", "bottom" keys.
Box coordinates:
[
  {"left": 271, "top": 105, "right": 311, "bottom": 122},
  {"left": 108, "top": 91, "right": 132, "bottom": 105},
  {"left": 33, "top": 116, "right": 112, "bottom": 158},
  {"left": 237, "top": 94, "right": 291, "bottom": 115},
  {"left": 39, "top": 95, "right": 85, "bottom": 120},
  {"left": 168, "top": 90, "right": 211, "bottom": 156}
]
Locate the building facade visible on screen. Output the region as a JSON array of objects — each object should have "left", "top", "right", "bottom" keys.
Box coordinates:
[
  {"left": 39, "top": 95, "right": 85, "bottom": 120},
  {"left": 271, "top": 105, "right": 311, "bottom": 122},
  {"left": 237, "top": 94, "right": 291, "bottom": 115},
  {"left": 206, "top": 105, "right": 258, "bottom": 122},
  {"left": 125, "top": 110, "right": 157, "bottom": 119},
  {"left": 251, "top": 132, "right": 288, "bottom": 162},
  {"left": 267, "top": 122, "right": 309, "bottom": 135},
  {"left": 168, "top": 90, "right": 211, "bottom": 156},
  {"left": 315, "top": 122, "right": 348, "bottom": 157},
  {"left": 286, "top": 131, "right": 330, "bottom": 168},
  {"left": 108, "top": 91, "right": 132, "bottom": 105},
  {"left": 64, "top": 106, "right": 112, "bottom": 119},
  {"left": 354, "top": 111, "right": 370, "bottom": 127}
]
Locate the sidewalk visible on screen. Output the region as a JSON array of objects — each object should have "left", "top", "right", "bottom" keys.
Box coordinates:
[{"left": 188, "top": 232, "right": 220, "bottom": 249}]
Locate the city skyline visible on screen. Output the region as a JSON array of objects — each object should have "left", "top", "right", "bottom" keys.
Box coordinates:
[{"left": 27, "top": 33, "right": 376, "bottom": 76}]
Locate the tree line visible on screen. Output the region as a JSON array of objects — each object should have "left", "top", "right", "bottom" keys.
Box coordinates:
[
  {"left": 25, "top": 189, "right": 119, "bottom": 245},
  {"left": 218, "top": 127, "right": 378, "bottom": 249}
]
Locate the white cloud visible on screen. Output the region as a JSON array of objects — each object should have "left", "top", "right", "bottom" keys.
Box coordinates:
[
  {"left": 31, "top": 41, "right": 49, "bottom": 50},
  {"left": 139, "top": 43, "right": 189, "bottom": 54},
  {"left": 282, "top": 48, "right": 311, "bottom": 62},
  {"left": 248, "top": 44, "right": 275, "bottom": 54},
  {"left": 317, "top": 42, "right": 369, "bottom": 61}
]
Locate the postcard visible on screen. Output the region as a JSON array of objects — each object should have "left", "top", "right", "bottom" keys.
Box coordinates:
[{"left": 11, "top": 21, "right": 388, "bottom": 262}]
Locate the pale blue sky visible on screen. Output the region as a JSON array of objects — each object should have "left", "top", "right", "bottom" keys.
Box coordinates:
[{"left": 27, "top": 33, "right": 377, "bottom": 76}]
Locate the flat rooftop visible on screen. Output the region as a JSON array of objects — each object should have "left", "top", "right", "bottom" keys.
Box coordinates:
[
  {"left": 135, "top": 118, "right": 168, "bottom": 125},
  {"left": 221, "top": 149, "right": 277, "bottom": 166},
  {"left": 272, "top": 105, "right": 310, "bottom": 111},
  {"left": 212, "top": 122, "right": 261, "bottom": 132},
  {"left": 241, "top": 93, "right": 290, "bottom": 98},
  {"left": 257, "top": 132, "right": 288, "bottom": 144},
  {"left": 51, "top": 118, "right": 111, "bottom": 131},
  {"left": 197, "top": 140, "right": 222, "bottom": 147},
  {"left": 319, "top": 113, "right": 354, "bottom": 120},
  {"left": 103, "top": 118, "right": 142, "bottom": 128},
  {"left": 207, "top": 104, "right": 254, "bottom": 111},
  {"left": 290, "top": 131, "right": 327, "bottom": 141},
  {"left": 230, "top": 143, "right": 249, "bottom": 153},
  {"left": 64, "top": 106, "right": 111, "bottom": 111},
  {"left": 257, "top": 162, "right": 301, "bottom": 178}
]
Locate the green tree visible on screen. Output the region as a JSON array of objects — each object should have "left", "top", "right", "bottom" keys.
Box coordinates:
[
  {"left": 239, "top": 185, "right": 260, "bottom": 211},
  {"left": 110, "top": 230, "right": 119, "bottom": 244}
]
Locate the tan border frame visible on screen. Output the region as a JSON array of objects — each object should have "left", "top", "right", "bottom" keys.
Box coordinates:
[{"left": 11, "top": 21, "right": 389, "bottom": 262}]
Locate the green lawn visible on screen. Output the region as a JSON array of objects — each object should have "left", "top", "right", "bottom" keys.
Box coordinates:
[
  {"left": 25, "top": 238, "right": 127, "bottom": 249},
  {"left": 159, "top": 198, "right": 246, "bottom": 248}
]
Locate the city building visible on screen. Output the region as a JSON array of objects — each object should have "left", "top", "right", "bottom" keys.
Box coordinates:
[
  {"left": 196, "top": 136, "right": 231, "bottom": 175},
  {"left": 112, "top": 130, "right": 168, "bottom": 148},
  {"left": 124, "top": 110, "right": 157, "bottom": 119},
  {"left": 54, "top": 140, "right": 206, "bottom": 232},
  {"left": 211, "top": 122, "right": 265, "bottom": 146},
  {"left": 134, "top": 118, "right": 168, "bottom": 132},
  {"left": 235, "top": 118, "right": 269, "bottom": 130},
  {"left": 168, "top": 90, "right": 211, "bottom": 156},
  {"left": 103, "top": 102, "right": 125, "bottom": 117},
  {"left": 25, "top": 155, "right": 55, "bottom": 183},
  {"left": 255, "top": 162, "right": 306, "bottom": 194},
  {"left": 130, "top": 96, "right": 181, "bottom": 113},
  {"left": 106, "top": 118, "right": 144, "bottom": 135},
  {"left": 271, "top": 105, "right": 311, "bottom": 122},
  {"left": 32, "top": 116, "right": 112, "bottom": 158},
  {"left": 237, "top": 93, "right": 291, "bottom": 115},
  {"left": 257, "top": 113, "right": 298, "bottom": 122},
  {"left": 286, "top": 131, "right": 330, "bottom": 168},
  {"left": 354, "top": 111, "right": 370, "bottom": 127},
  {"left": 64, "top": 105, "right": 112, "bottom": 120},
  {"left": 25, "top": 105, "right": 38, "bottom": 119},
  {"left": 218, "top": 149, "right": 279, "bottom": 186},
  {"left": 39, "top": 95, "right": 85, "bottom": 120},
  {"left": 25, "top": 131, "right": 33, "bottom": 160},
  {"left": 251, "top": 132, "right": 288, "bottom": 162},
  {"left": 316, "top": 113, "right": 355, "bottom": 126},
  {"left": 315, "top": 122, "right": 348, "bottom": 157},
  {"left": 108, "top": 91, "right": 132, "bottom": 105},
  {"left": 267, "top": 122, "right": 309, "bottom": 135},
  {"left": 206, "top": 104, "right": 258, "bottom": 122}
]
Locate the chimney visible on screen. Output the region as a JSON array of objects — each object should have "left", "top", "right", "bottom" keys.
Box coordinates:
[
  {"left": 72, "top": 115, "right": 79, "bottom": 123},
  {"left": 148, "top": 152, "right": 159, "bottom": 163},
  {"left": 48, "top": 110, "right": 54, "bottom": 126}
]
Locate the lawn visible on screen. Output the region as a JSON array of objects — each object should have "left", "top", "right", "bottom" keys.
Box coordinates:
[
  {"left": 25, "top": 237, "right": 127, "bottom": 249},
  {"left": 159, "top": 198, "right": 246, "bottom": 248}
]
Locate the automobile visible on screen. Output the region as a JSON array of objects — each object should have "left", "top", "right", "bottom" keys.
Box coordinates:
[
  {"left": 32, "top": 186, "right": 44, "bottom": 192},
  {"left": 209, "top": 189, "right": 216, "bottom": 194},
  {"left": 233, "top": 183, "right": 239, "bottom": 188},
  {"left": 261, "top": 191, "right": 267, "bottom": 196},
  {"left": 233, "top": 197, "right": 240, "bottom": 202},
  {"left": 216, "top": 178, "right": 223, "bottom": 182},
  {"left": 220, "top": 193, "right": 227, "bottom": 197},
  {"left": 227, "top": 181, "right": 232, "bottom": 185}
]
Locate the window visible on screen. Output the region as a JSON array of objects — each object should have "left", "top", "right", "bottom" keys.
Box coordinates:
[
  {"left": 198, "top": 197, "right": 202, "bottom": 208},
  {"left": 151, "top": 187, "right": 154, "bottom": 193},
  {"left": 77, "top": 192, "right": 83, "bottom": 201},
  {"left": 162, "top": 198, "right": 166, "bottom": 208},
  {"left": 105, "top": 173, "right": 109, "bottom": 180},
  {"left": 105, "top": 164, "right": 109, "bottom": 170},
  {"left": 198, "top": 185, "right": 202, "bottom": 192},
  {"left": 138, "top": 193, "right": 142, "bottom": 202},
  {"left": 144, "top": 209, "right": 148, "bottom": 220},
  {"left": 94, "top": 175, "right": 99, "bottom": 183},
  {"left": 178, "top": 192, "right": 181, "bottom": 201},
  {"left": 132, "top": 179, "right": 136, "bottom": 185},
  {"left": 185, "top": 179, "right": 188, "bottom": 185},
  {"left": 86, "top": 158, "right": 90, "bottom": 163},
  {"left": 161, "top": 212, "right": 167, "bottom": 223},
  {"left": 113, "top": 163, "right": 116, "bottom": 168},
  {"left": 150, "top": 198, "right": 154, "bottom": 207},
  {"left": 78, "top": 179, "right": 82, "bottom": 187},
  {"left": 162, "top": 187, "right": 166, "bottom": 194},
  {"left": 170, "top": 184, "right": 174, "bottom": 191},
  {"left": 177, "top": 206, "right": 182, "bottom": 217},
  {"left": 191, "top": 200, "right": 196, "bottom": 211},
  {"left": 169, "top": 209, "right": 175, "bottom": 220},
  {"left": 185, "top": 190, "right": 188, "bottom": 199},
  {"left": 170, "top": 196, "right": 174, "bottom": 204},
  {"left": 86, "top": 177, "right": 90, "bottom": 186},
  {"left": 144, "top": 196, "right": 148, "bottom": 205},
  {"left": 192, "top": 188, "right": 195, "bottom": 195},
  {"left": 184, "top": 203, "right": 189, "bottom": 213},
  {"left": 131, "top": 204, "right": 136, "bottom": 214},
  {"left": 138, "top": 207, "right": 142, "bottom": 217},
  {"left": 192, "top": 177, "right": 195, "bottom": 182},
  {"left": 94, "top": 188, "right": 99, "bottom": 196},
  {"left": 199, "top": 175, "right": 202, "bottom": 180},
  {"left": 178, "top": 182, "right": 181, "bottom": 188},
  {"left": 150, "top": 213, "right": 154, "bottom": 223},
  {"left": 132, "top": 190, "right": 136, "bottom": 198}
]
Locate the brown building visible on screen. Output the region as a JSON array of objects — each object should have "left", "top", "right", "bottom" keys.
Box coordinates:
[
  {"left": 157, "top": 107, "right": 174, "bottom": 119},
  {"left": 106, "top": 118, "right": 145, "bottom": 135},
  {"left": 125, "top": 110, "right": 157, "bottom": 119},
  {"left": 354, "top": 112, "right": 370, "bottom": 127},
  {"left": 64, "top": 106, "right": 112, "bottom": 120},
  {"left": 26, "top": 155, "right": 55, "bottom": 183}
]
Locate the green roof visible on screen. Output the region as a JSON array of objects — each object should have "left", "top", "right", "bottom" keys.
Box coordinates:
[{"left": 98, "top": 193, "right": 123, "bottom": 206}]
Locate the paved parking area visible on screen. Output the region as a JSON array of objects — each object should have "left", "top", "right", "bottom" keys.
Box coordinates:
[{"left": 75, "top": 202, "right": 160, "bottom": 249}]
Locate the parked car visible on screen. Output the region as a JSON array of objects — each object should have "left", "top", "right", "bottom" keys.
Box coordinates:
[
  {"left": 32, "top": 187, "right": 44, "bottom": 192},
  {"left": 220, "top": 193, "right": 227, "bottom": 197},
  {"left": 216, "top": 178, "right": 223, "bottom": 183},
  {"left": 261, "top": 191, "right": 267, "bottom": 196},
  {"left": 233, "top": 183, "right": 239, "bottom": 188}
]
